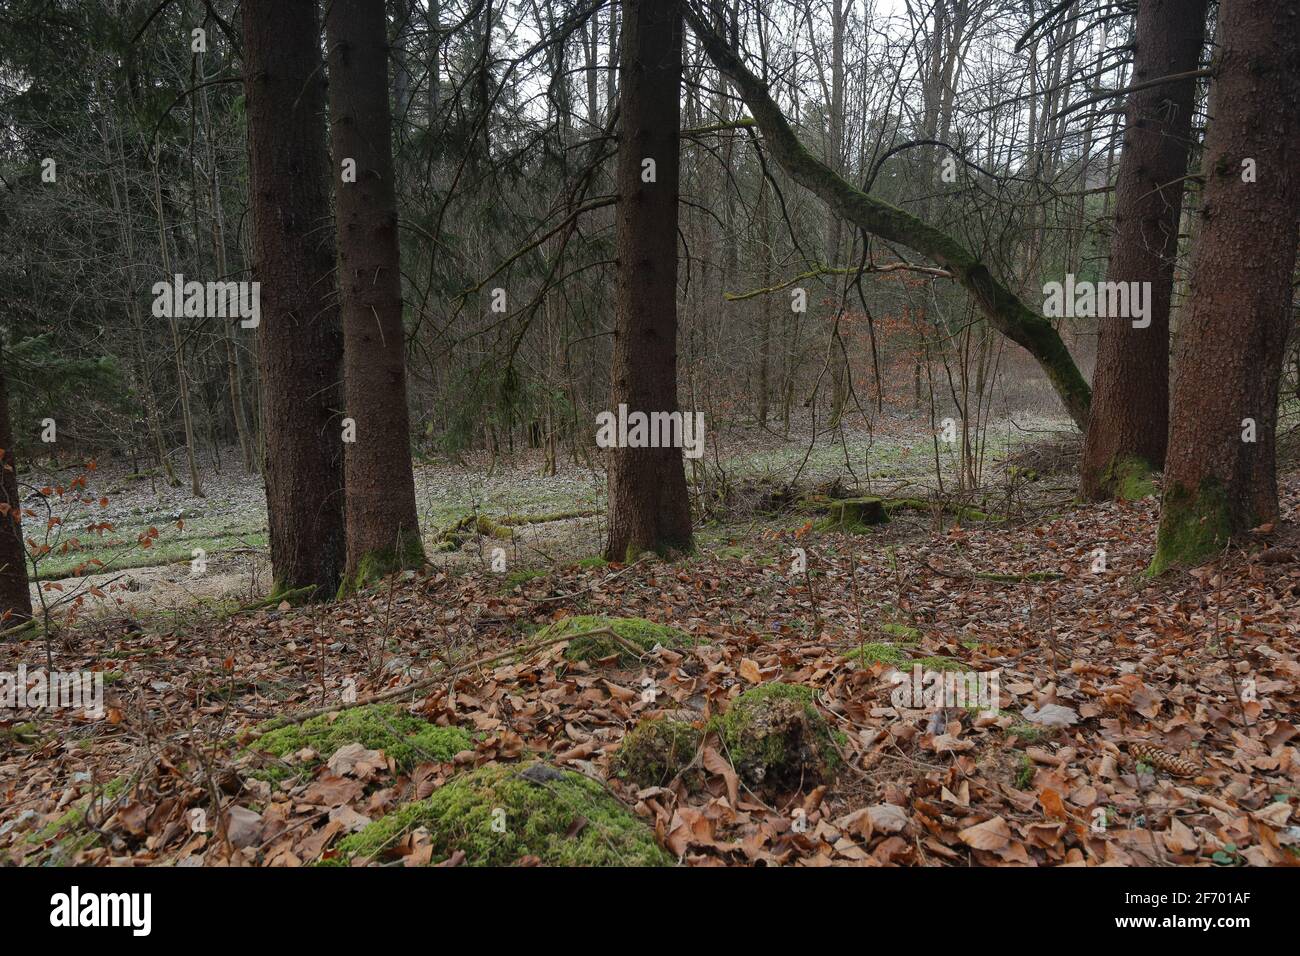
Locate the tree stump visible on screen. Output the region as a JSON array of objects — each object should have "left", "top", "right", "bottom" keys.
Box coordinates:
[{"left": 816, "top": 497, "right": 888, "bottom": 533}]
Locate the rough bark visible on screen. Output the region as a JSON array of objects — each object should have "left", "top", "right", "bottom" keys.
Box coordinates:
[
  {"left": 1080, "top": 0, "right": 1207, "bottom": 501},
  {"left": 242, "top": 0, "right": 346, "bottom": 600},
  {"left": 0, "top": 354, "right": 31, "bottom": 623},
  {"left": 1150, "top": 0, "right": 1300, "bottom": 574},
  {"left": 604, "top": 0, "right": 693, "bottom": 561},
  {"left": 327, "top": 0, "right": 425, "bottom": 593},
  {"left": 686, "top": 6, "right": 1092, "bottom": 430}
]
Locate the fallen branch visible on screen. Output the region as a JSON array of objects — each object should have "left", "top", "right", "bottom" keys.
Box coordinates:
[{"left": 926, "top": 561, "right": 1064, "bottom": 583}]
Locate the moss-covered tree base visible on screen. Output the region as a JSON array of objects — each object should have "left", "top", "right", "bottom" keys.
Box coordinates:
[
  {"left": 535, "top": 614, "right": 696, "bottom": 666},
  {"left": 327, "top": 760, "right": 672, "bottom": 866},
  {"left": 1099, "top": 454, "right": 1157, "bottom": 502},
  {"left": 1148, "top": 479, "right": 1234, "bottom": 576},
  {"left": 611, "top": 716, "right": 702, "bottom": 787},
  {"left": 338, "top": 531, "right": 426, "bottom": 598},
  {"left": 713, "top": 683, "right": 839, "bottom": 792},
  {"left": 247, "top": 704, "right": 471, "bottom": 781}
]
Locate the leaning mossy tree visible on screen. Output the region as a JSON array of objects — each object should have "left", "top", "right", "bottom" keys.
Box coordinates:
[
  {"left": 685, "top": 7, "right": 1091, "bottom": 431},
  {"left": 328, "top": 761, "right": 672, "bottom": 866}
]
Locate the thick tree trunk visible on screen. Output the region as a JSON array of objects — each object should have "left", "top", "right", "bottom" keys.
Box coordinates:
[
  {"left": 1150, "top": 0, "right": 1300, "bottom": 574},
  {"left": 242, "top": 0, "right": 346, "bottom": 600},
  {"left": 0, "top": 355, "right": 31, "bottom": 624},
  {"left": 687, "top": 7, "right": 1092, "bottom": 430},
  {"left": 327, "top": 0, "right": 425, "bottom": 593},
  {"left": 1080, "top": 0, "right": 1207, "bottom": 501},
  {"left": 604, "top": 0, "right": 693, "bottom": 561}
]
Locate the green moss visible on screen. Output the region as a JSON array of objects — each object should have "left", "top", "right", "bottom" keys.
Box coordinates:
[
  {"left": 713, "top": 682, "right": 839, "bottom": 791},
  {"left": 330, "top": 761, "right": 672, "bottom": 866},
  {"left": 339, "top": 531, "right": 426, "bottom": 597},
  {"left": 267, "top": 581, "right": 322, "bottom": 605},
  {"left": 536, "top": 615, "right": 695, "bottom": 666},
  {"left": 610, "top": 717, "right": 702, "bottom": 787},
  {"left": 1103, "top": 455, "right": 1156, "bottom": 501},
  {"left": 1, "top": 721, "right": 44, "bottom": 745},
  {"left": 880, "top": 622, "right": 921, "bottom": 642},
  {"left": 248, "top": 704, "right": 471, "bottom": 781},
  {"left": 1013, "top": 755, "right": 1036, "bottom": 790},
  {"left": 575, "top": 555, "right": 609, "bottom": 569},
  {"left": 881, "top": 498, "right": 1001, "bottom": 523},
  {"left": 26, "top": 776, "right": 127, "bottom": 853},
  {"left": 1006, "top": 720, "right": 1049, "bottom": 744},
  {"left": 815, "top": 497, "right": 888, "bottom": 533},
  {"left": 505, "top": 567, "right": 547, "bottom": 588},
  {"left": 853, "top": 642, "right": 907, "bottom": 667},
  {"left": 433, "top": 513, "right": 513, "bottom": 552},
  {"left": 1149, "top": 478, "right": 1235, "bottom": 575}
]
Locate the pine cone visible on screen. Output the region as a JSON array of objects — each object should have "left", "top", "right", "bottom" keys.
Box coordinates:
[{"left": 1128, "top": 742, "right": 1199, "bottom": 777}]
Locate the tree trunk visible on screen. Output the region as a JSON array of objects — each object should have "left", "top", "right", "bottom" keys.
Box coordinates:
[
  {"left": 825, "top": 0, "right": 848, "bottom": 429},
  {"left": 1150, "top": 0, "right": 1300, "bottom": 574},
  {"left": 686, "top": 7, "right": 1092, "bottom": 430},
  {"left": 1080, "top": 0, "right": 1207, "bottom": 501},
  {"left": 0, "top": 354, "right": 31, "bottom": 624},
  {"left": 327, "top": 0, "right": 425, "bottom": 593},
  {"left": 242, "top": 0, "right": 346, "bottom": 600},
  {"left": 153, "top": 162, "right": 205, "bottom": 498},
  {"left": 604, "top": 0, "right": 693, "bottom": 561}
]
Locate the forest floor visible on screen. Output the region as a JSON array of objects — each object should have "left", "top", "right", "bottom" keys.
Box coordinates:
[{"left": 3, "top": 417, "right": 1299, "bottom": 866}]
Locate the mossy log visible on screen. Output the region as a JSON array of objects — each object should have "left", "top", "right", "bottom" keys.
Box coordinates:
[{"left": 815, "top": 497, "right": 888, "bottom": 533}]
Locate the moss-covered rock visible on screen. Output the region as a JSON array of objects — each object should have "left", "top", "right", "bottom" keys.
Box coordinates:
[
  {"left": 248, "top": 704, "right": 471, "bottom": 781},
  {"left": 815, "top": 497, "right": 888, "bottom": 533},
  {"left": 714, "top": 683, "right": 839, "bottom": 792},
  {"left": 536, "top": 615, "right": 695, "bottom": 666},
  {"left": 610, "top": 717, "right": 702, "bottom": 787},
  {"left": 329, "top": 760, "right": 672, "bottom": 866}
]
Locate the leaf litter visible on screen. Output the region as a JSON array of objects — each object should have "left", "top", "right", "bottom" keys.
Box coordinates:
[{"left": 2, "top": 474, "right": 1299, "bottom": 867}]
